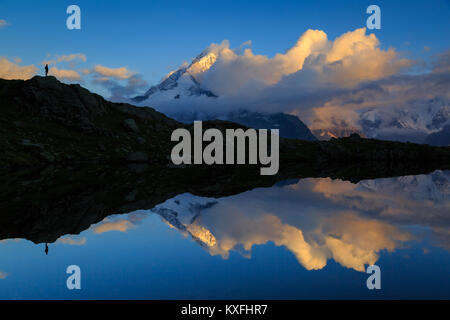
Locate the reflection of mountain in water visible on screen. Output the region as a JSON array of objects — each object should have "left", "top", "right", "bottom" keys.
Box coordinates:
[
  {"left": 0, "top": 162, "right": 449, "bottom": 273},
  {"left": 151, "top": 194, "right": 219, "bottom": 247},
  {"left": 358, "top": 170, "right": 450, "bottom": 202},
  {"left": 1, "top": 161, "right": 448, "bottom": 245},
  {"left": 147, "top": 171, "right": 449, "bottom": 272}
]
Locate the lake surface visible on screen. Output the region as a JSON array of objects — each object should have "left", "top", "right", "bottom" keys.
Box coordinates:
[{"left": 0, "top": 170, "right": 449, "bottom": 299}]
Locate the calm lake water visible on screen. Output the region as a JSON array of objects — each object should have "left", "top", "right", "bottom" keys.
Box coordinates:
[{"left": 0, "top": 170, "right": 449, "bottom": 299}]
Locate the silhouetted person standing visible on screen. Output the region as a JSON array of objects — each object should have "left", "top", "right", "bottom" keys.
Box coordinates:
[
  {"left": 45, "top": 64, "right": 49, "bottom": 77},
  {"left": 45, "top": 243, "right": 49, "bottom": 255}
]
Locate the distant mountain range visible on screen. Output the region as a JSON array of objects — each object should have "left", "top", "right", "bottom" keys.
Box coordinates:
[
  {"left": 313, "top": 127, "right": 367, "bottom": 140},
  {"left": 3, "top": 76, "right": 448, "bottom": 169},
  {"left": 172, "top": 110, "right": 317, "bottom": 141},
  {"left": 132, "top": 50, "right": 317, "bottom": 141},
  {"left": 309, "top": 98, "right": 449, "bottom": 144},
  {"left": 133, "top": 51, "right": 218, "bottom": 103},
  {"left": 132, "top": 48, "right": 449, "bottom": 146},
  {"left": 359, "top": 97, "right": 450, "bottom": 145}
]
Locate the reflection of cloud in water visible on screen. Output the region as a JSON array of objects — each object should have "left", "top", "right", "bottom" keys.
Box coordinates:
[
  {"left": 191, "top": 204, "right": 410, "bottom": 272},
  {"left": 94, "top": 219, "right": 134, "bottom": 234},
  {"left": 57, "top": 236, "right": 86, "bottom": 246},
  {"left": 149, "top": 171, "right": 448, "bottom": 272},
  {"left": 0, "top": 239, "right": 21, "bottom": 244},
  {"left": 92, "top": 212, "right": 148, "bottom": 234},
  {"left": 311, "top": 171, "right": 450, "bottom": 249}
]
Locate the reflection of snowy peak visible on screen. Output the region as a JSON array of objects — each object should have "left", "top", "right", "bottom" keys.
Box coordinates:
[
  {"left": 151, "top": 194, "right": 218, "bottom": 247},
  {"left": 133, "top": 51, "right": 217, "bottom": 103},
  {"left": 358, "top": 170, "right": 450, "bottom": 202}
]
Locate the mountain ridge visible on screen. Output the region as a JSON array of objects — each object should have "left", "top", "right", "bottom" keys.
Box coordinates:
[
  {"left": 133, "top": 51, "right": 218, "bottom": 102},
  {"left": 131, "top": 48, "right": 318, "bottom": 141},
  {"left": 1, "top": 75, "right": 449, "bottom": 170},
  {"left": 131, "top": 47, "right": 450, "bottom": 145}
]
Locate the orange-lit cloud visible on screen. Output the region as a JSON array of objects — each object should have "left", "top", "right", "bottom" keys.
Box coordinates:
[
  {"left": 0, "top": 57, "right": 37, "bottom": 80},
  {"left": 311, "top": 176, "right": 450, "bottom": 224},
  {"left": 57, "top": 236, "right": 87, "bottom": 246},
  {"left": 321, "top": 28, "right": 410, "bottom": 86},
  {"left": 93, "top": 65, "right": 134, "bottom": 80},
  {"left": 93, "top": 219, "right": 134, "bottom": 234},
  {"left": 42, "top": 53, "right": 87, "bottom": 66},
  {"left": 48, "top": 67, "right": 81, "bottom": 81},
  {"left": 201, "top": 212, "right": 328, "bottom": 270},
  {"left": 317, "top": 213, "right": 412, "bottom": 271},
  {"left": 195, "top": 28, "right": 409, "bottom": 96},
  {"left": 183, "top": 200, "right": 411, "bottom": 272}
]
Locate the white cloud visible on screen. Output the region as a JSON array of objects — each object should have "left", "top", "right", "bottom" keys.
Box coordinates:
[
  {"left": 93, "top": 219, "right": 133, "bottom": 233},
  {"left": 42, "top": 53, "right": 87, "bottom": 66},
  {"left": 194, "top": 28, "right": 409, "bottom": 97},
  {"left": 57, "top": 236, "right": 86, "bottom": 246}
]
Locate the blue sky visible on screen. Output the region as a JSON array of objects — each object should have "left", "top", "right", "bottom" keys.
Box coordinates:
[{"left": 1, "top": 0, "right": 449, "bottom": 88}]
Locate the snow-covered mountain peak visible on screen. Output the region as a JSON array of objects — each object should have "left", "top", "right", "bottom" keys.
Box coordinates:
[
  {"left": 187, "top": 51, "right": 217, "bottom": 76},
  {"left": 132, "top": 49, "right": 218, "bottom": 103},
  {"left": 151, "top": 194, "right": 219, "bottom": 248}
]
